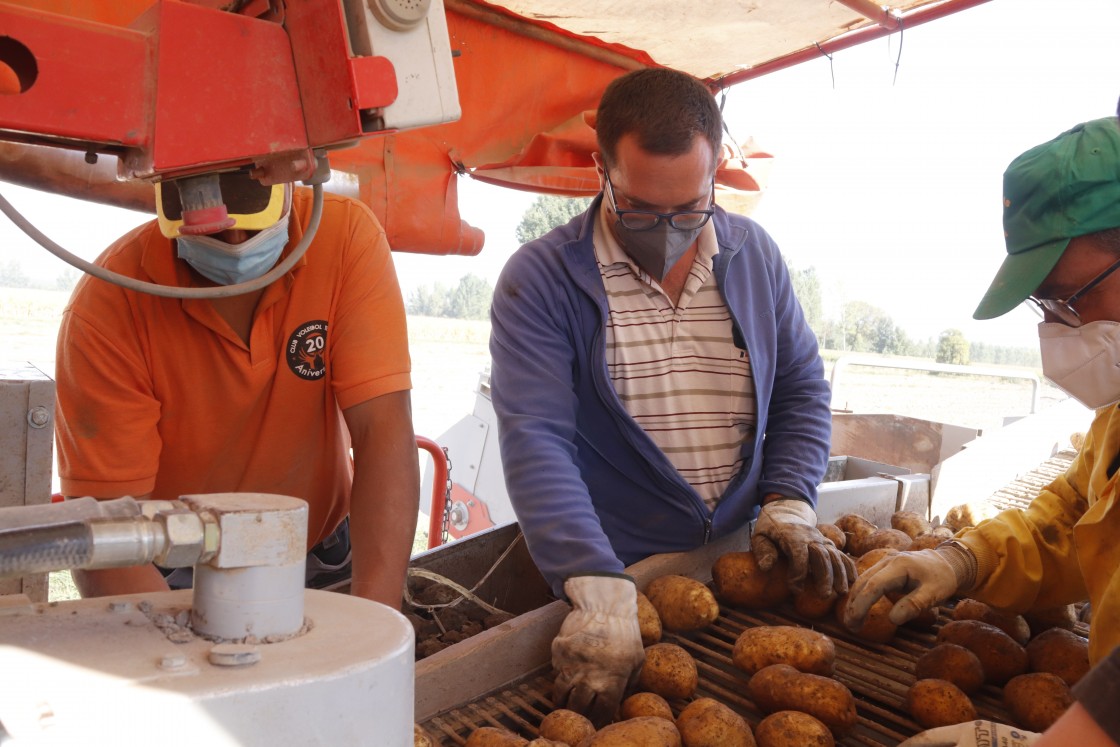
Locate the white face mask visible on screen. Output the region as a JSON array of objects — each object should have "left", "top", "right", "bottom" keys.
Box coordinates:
[
  {"left": 176, "top": 220, "right": 289, "bottom": 286},
  {"left": 1038, "top": 320, "right": 1120, "bottom": 409}
]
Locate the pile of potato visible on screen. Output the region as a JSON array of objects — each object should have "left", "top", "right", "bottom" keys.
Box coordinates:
[{"left": 454, "top": 508, "right": 1088, "bottom": 746}]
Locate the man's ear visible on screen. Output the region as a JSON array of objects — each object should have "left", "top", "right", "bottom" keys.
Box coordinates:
[{"left": 591, "top": 153, "right": 607, "bottom": 191}]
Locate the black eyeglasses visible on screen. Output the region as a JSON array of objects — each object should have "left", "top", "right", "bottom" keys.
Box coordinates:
[
  {"left": 1027, "top": 255, "right": 1120, "bottom": 327},
  {"left": 604, "top": 172, "right": 714, "bottom": 231}
]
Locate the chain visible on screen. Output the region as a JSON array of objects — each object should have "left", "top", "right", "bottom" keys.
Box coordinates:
[{"left": 440, "top": 447, "right": 453, "bottom": 545}]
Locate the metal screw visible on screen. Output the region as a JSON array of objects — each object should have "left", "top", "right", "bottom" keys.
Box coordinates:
[
  {"left": 27, "top": 406, "right": 50, "bottom": 429},
  {"left": 108, "top": 601, "right": 132, "bottom": 613}
]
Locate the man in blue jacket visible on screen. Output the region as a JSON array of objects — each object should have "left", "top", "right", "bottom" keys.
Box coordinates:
[{"left": 489, "top": 68, "right": 848, "bottom": 726}]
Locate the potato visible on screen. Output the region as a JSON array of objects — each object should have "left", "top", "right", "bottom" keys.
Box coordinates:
[
  {"left": 576, "top": 716, "right": 681, "bottom": 747},
  {"left": 731, "top": 625, "right": 835, "bottom": 676},
  {"left": 849, "top": 527, "right": 912, "bottom": 557},
  {"left": 854, "top": 547, "right": 898, "bottom": 574},
  {"left": 539, "top": 709, "right": 595, "bottom": 746},
  {"left": 834, "top": 513, "right": 876, "bottom": 544},
  {"left": 467, "top": 726, "right": 530, "bottom": 746},
  {"left": 711, "top": 551, "right": 789, "bottom": 609},
  {"left": 835, "top": 592, "right": 897, "bottom": 643},
  {"left": 637, "top": 591, "right": 663, "bottom": 646},
  {"left": 675, "top": 697, "right": 755, "bottom": 747},
  {"left": 1003, "top": 672, "right": 1074, "bottom": 732},
  {"left": 1026, "top": 627, "right": 1090, "bottom": 686},
  {"left": 792, "top": 585, "right": 836, "bottom": 619},
  {"left": 638, "top": 643, "right": 699, "bottom": 700},
  {"left": 754, "top": 711, "right": 834, "bottom": 747},
  {"left": 907, "top": 534, "right": 945, "bottom": 551},
  {"left": 817, "top": 523, "right": 845, "bottom": 550},
  {"left": 891, "top": 510, "right": 932, "bottom": 539},
  {"left": 943, "top": 502, "right": 998, "bottom": 531},
  {"left": 415, "top": 724, "right": 435, "bottom": 747},
  {"left": 914, "top": 643, "right": 985, "bottom": 694},
  {"left": 620, "top": 692, "right": 674, "bottom": 721},
  {"left": 528, "top": 741, "right": 568, "bottom": 747},
  {"left": 936, "top": 619, "right": 1028, "bottom": 685},
  {"left": 1024, "top": 605, "right": 1078, "bottom": 638},
  {"left": 746, "top": 664, "right": 857, "bottom": 736},
  {"left": 645, "top": 575, "right": 720, "bottom": 632},
  {"left": 906, "top": 679, "right": 976, "bottom": 729},
  {"left": 952, "top": 598, "right": 1030, "bottom": 646}
]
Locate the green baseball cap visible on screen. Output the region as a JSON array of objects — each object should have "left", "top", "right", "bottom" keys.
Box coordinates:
[{"left": 974, "top": 117, "right": 1120, "bottom": 320}]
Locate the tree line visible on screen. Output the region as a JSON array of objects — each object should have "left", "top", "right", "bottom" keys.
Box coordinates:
[
  {"left": 403, "top": 193, "right": 1040, "bottom": 368},
  {"left": 786, "top": 262, "right": 1040, "bottom": 367}
]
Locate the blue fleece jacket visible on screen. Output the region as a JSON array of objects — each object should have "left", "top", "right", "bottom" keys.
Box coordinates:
[{"left": 489, "top": 197, "right": 832, "bottom": 596}]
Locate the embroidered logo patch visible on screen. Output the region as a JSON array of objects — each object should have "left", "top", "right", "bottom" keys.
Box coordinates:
[{"left": 286, "top": 320, "right": 328, "bottom": 380}]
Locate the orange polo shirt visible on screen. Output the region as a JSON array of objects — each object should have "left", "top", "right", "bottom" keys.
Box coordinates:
[{"left": 55, "top": 189, "right": 411, "bottom": 549}]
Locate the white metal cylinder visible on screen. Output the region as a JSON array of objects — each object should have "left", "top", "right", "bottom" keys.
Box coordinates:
[{"left": 191, "top": 561, "right": 305, "bottom": 640}]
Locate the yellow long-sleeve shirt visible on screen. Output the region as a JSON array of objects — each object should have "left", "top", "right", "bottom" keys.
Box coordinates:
[{"left": 958, "top": 403, "right": 1120, "bottom": 664}]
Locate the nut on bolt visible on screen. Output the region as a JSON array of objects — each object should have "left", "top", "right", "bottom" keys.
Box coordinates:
[{"left": 153, "top": 510, "right": 206, "bottom": 569}]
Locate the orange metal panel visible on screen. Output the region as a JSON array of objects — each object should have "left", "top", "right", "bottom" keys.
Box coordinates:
[
  {"left": 0, "top": 3, "right": 151, "bottom": 148},
  {"left": 137, "top": 1, "right": 308, "bottom": 177}
]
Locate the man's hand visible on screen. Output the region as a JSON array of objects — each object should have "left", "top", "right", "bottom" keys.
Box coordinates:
[
  {"left": 552, "top": 574, "right": 645, "bottom": 728},
  {"left": 751, "top": 498, "right": 856, "bottom": 597},
  {"left": 843, "top": 544, "right": 976, "bottom": 629},
  {"left": 898, "top": 720, "right": 1040, "bottom": 746}
]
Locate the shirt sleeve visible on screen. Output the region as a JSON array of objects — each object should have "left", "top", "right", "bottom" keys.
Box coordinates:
[
  {"left": 55, "top": 289, "right": 161, "bottom": 498},
  {"left": 327, "top": 198, "right": 412, "bottom": 411},
  {"left": 1072, "top": 644, "right": 1120, "bottom": 742},
  {"left": 957, "top": 409, "right": 1104, "bottom": 611}
]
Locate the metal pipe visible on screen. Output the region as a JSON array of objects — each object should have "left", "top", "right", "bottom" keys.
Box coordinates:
[
  {"left": 416, "top": 436, "right": 450, "bottom": 550},
  {"left": 713, "top": 0, "right": 995, "bottom": 89},
  {"left": 0, "top": 141, "right": 155, "bottom": 212},
  {"left": 835, "top": 0, "right": 900, "bottom": 30},
  {"left": 830, "top": 355, "right": 1041, "bottom": 414}
]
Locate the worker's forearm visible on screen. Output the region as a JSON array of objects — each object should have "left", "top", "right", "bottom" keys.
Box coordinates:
[
  {"left": 72, "top": 563, "right": 170, "bottom": 598},
  {"left": 345, "top": 392, "right": 420, "bottom": 609}
]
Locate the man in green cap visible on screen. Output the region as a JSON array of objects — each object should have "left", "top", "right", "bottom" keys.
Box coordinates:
[{"left": 843, "top": 117, "right": 1120, "bottom": 745}]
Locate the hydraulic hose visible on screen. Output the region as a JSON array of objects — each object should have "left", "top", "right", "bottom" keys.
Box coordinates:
[
  {"left": 0, "top": 182, "right": 324, "bottom": 299},
  {"left": 0, "top": 523, "right": 93, "bottom": 578}
]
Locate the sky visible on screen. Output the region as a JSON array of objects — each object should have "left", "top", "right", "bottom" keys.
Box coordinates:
[{"left": 1, "top": 0, "right": 1118, "bottom": 350}]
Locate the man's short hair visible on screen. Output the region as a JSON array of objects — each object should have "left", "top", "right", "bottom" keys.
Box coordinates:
[{"left": 596, "top": 68, "right": 722, "bottom": 171}]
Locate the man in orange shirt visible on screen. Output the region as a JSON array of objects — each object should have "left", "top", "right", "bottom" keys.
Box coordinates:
[{"left": 55, "top": 171, "right": 419, "bottom": 609}]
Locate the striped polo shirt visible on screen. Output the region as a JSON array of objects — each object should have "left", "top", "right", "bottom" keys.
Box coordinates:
[{"left": 593, "top": 205, "right": 757, "bottom": 509}]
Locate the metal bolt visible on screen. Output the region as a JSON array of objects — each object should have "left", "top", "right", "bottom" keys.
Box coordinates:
[
  {"left": 209, "top": 643, "right": 260, "bottom": 667},
  {"left": 84, "top": 151, "right": 98, "bottom": 165},
  {"left": 27, "top": 406, "right": 50, "bottom": 429},
  {"left": 159, "top": 654, "right": 186, "bottom": 670}
]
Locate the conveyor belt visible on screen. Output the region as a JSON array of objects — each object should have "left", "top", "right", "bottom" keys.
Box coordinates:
[
  {"left": 418, "top": 594, "right": 1088, "bottom": 746},
  {"left": 985, "top": 448, "right": 1077, "bottom": 511}
]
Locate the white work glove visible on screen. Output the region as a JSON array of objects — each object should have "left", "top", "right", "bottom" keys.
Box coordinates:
[
  {"left": 843, "top": 543, "right": 977, "bottom": 629},
  {"left": 752, "top": 498, "right": 856, "bottom": 597},
  {"left": 552, "top": 574, "right": 645, "bottom": 728},
  {"left": 898, "top": 720, "right": 1040, "bottom": 746}
]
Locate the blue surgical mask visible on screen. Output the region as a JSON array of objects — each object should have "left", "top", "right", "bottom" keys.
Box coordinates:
[{"left": 176, "top": 220, "right": 289, "bottom": 286}]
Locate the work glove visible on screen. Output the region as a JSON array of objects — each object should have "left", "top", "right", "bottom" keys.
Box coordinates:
[
  {"left": 552, "top": 574, "right": 645, "bottom": 728},
  {"left": 897, "top": 720, "right": 1040, "bottom": 746},
  {"left": 843, "top": 542, "right": 977, "bottom": 629},
  {"left": 751, "top": 498, "right": 856, "bottom": 597}
]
